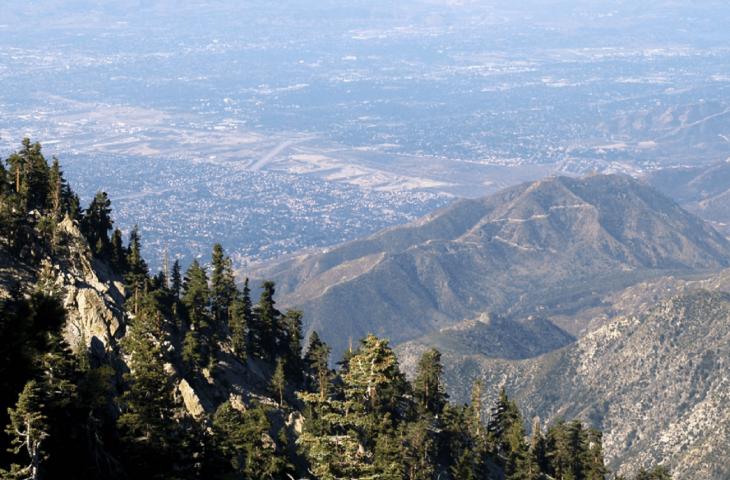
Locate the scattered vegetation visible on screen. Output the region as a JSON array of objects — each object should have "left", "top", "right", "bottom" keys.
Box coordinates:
[{"left": 0, "top": 140, "right": 671, "bottom": 479}]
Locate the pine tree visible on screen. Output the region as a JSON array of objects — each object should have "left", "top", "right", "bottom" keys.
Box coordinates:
[
  {"left": 47, "top": 158, "right": 63, "bottom": 220},
  {"left": 252, "top": 281, "right": 281, "bottom": 361},
  {"left": 487, "top": 387, "right": 528, "bottom": 479},
  {"left": 468, "top": 380, "right": 484, "bottom": 438},
  {"left": 303, "top": 331, "right": 332, "bottom": 401},
  {"left": 6, "top": 138, "right": 50, "bottom": 213},
  {"left": 402, "top": 419, "right": 437, "bottom": 480},
  {"left": 412, "top": 348, "right": 448, "bottom": 416},
  {"left": 170, "top": 259, "right": 182, "bottom": 300},
  {"left": 4, "top": 380, "right": 49, "bottom": 480},
  {"left": 527, "top": 417, "right": 547, "bottom": 479},
  {"left": 281, "top": 309, "right": 304, "bottom": 383},
  {"left": 125, "top": 225, "right": 149, "bottom": 314},
  {"left": 270, "top": 358, "right": 286, "bottom": 407},
  {"left": 81, "top": 191, "right": 113, "bottom": 257},
  {"left": 109, "top": 228, "right": 127, "bottom": 272},
  {"left": 229, "top": 282, "right": 250, "bottom": 360},
  {"left": 373, "top": 417, "right": 402, "bottom": 480},
  {"left": 584, "top": 427, "right": 609, "bottom": 480},
  {"left": 341, "top": 335, "right": 406, "bottom": 416},
  {"left": 182, "top": 260, "right": 211, "bottom": 331},
  {"left": 213, "top": 402, "right": 290, "bottom": 479},
  {"left": 546, "top": 419, "right": 575, "bottom": 480},
  {"left": 209, "top": 243, "right": 236, "bottom": 335},
  {"left": 117, "top": 292, "right": 179, "bottom": 479}
]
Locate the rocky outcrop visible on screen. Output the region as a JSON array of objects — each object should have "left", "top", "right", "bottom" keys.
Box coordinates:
[
  {"left": 437, "top": 290, "right": 730, "bottom": 479},
  {"left": 52, "top": 217, "right": 126, "bottom": 352},
  {"left": 178, "top": 379, "right": 207, "bottom": 419}
]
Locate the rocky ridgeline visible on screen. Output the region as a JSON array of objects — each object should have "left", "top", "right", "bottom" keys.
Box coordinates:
[
  {"left": 422, "top": 289, "right": 730, "bottom": 479},
  {"left": 254, "top": 174, "right": 730, "bottom": 360},
  {"left": 0, "top": 214, "right": 279, "bottom": 421}
]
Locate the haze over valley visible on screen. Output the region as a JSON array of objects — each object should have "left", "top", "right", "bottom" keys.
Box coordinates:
[{"left": 2, "top": 0, "right": 730, "bottom": 266}]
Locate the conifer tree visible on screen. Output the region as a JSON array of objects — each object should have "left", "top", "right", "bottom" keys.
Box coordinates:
[
  {"left": 342, "top": 335, "right": 406, "bottom": 416},
  {"left": 125, "top": 226, "right": 149, "bottom": 314},
  {"left": 229, "top": 282, "right": 250, "bottom": 360},
  {"left": 373, "top": 416, "right": 402, "bottom": 480},
  {"left": 303, "top": 331, "right": 332, "bottom": 401},
  {"left": 402, "top": 419, "right": 437, "bottom": 480},
  {"left": 413, "top": 348, "right": 448, "bottom": 416},
  {"left": 170, "top": 259, "right": 182, "bottom": 300},
  {"left": 181, "top": 260, "right": 213, "bottom": 369},
  {"left": 281, "top": 309, "right": 304, "bottom": 383},
  {"left": 7, "top": 138, "right": 50, "bottom": 213},
  {"left": 213, "top": 402, "right": 290, "bottom": 479},
  {"left": 468, "top": 380, "right": 485, "bottom": 438},
  {"left": 546, "top": 419, "right": 575, "bottom": 479},
  {"left": 488, "top": 388, "right": 529, "bottom": 479},
  {"left": 527, "top": 417, "right": 548, "bottom": 479},
  {"left": 182, "top": 260, "right": 211, "bottom": 330},
  {"left": 4, "top": 380, "right": 49, "bottom": 480},
  {"left": 584, "top": 427, "right": 609, "bottom": 480},
  {"left": 47, "top": 158, "right": 63, "bottom": 220},
  {"left": 117, "top": 292, "right": 179, "bottom": 479},
  {"left": 109, "top": 228, "right": 127, "bottom": 272},
  {"left": 252, "top": 281, "right": 281, "bottom": 361},
  {"left": 209, "top": 243, "right": 236, "bottom": 334},
  {"left": 81, "top": 191, "right": 113, "bottom": 257},
  {"left": 270, "top": 358, "right": 286, "bottom": 407}
]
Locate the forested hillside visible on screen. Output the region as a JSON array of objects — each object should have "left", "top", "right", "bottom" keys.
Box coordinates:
[{"left": 0, "top": 140, "right": 670, "bottom": 479}]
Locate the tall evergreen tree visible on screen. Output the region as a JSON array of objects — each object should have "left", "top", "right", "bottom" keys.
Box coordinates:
[
  {"left": 252, "top": 281, "right": 281, "bottom": 361},
  {"left": 270, "top": 358, "right": 286, "bottom": 407},
  {"left": 81, "top": 191, "right": 113, "bottom": 257},
  {"left": 181, "top": 260, "right": 212, "bottom": 369},
  {"left": 170, "top": 259, "right": 182, "bottom": 300},
  {"left": 117, "top": 292, "right": 180, "bottom": 480},
  {"left": 412, "top": 348, "right": 448, "bottom": 416},
  {"left": 487, "top": 388, "right": 529, "bottom": 479},
  {"left": 281, "top": 309, "right": 304, "bottom": 383},
  {"left": 303, "top": 331, "right": 332, "bottom": 401},
  {"left": 3, "top": 380, "right": 49, "bottom": 480},
  {"left": 125, "top": 225, "right": 149, "bottom": 314},
  {"left": 6, "top": 138, "right": 50, "bottom": 213},
  {"left": 209, "top": 243, "right": 236, "bottom": 334},
  {"left": 47, "top": 158, "right": 63, "bottom": 220},
  {"left": 229, "top": 280, "right": 251, "bottom": 360},
  {"left": 109, "top": 228, "right": 127, "bottom": 272},
  {"left": 341, "top": 335, "right": 406, "bottom": 416},
  {"left": 212, "top": 402, "right": 290, "bottom": 479}
]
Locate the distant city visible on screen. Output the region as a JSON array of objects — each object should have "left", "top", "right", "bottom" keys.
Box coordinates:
[{"left": 2, "top": 0, "right": 729, "bottom": 269}]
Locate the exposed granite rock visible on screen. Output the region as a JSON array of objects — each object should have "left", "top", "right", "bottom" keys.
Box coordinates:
[
  {"left": 438, "top": 290, "right": 730, "bottom": 479},
  {"left": 178, "top": 379, "right": 207, "bottom": 419},
  {"left": 53, "top": 217, "right": 126, "bottom": 352}
]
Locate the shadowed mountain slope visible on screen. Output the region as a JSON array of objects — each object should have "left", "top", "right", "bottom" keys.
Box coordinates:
[{"left": 647, "top": 160, "right": 730, "bottom": 235}]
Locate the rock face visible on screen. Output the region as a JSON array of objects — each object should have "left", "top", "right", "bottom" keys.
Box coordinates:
[
  {"left": 53, "top": 217, "right": 126, "bottom": 351},
  {"left": 253, "top": 174, "right": 730, "bottom": 359},
  {"left": 433, "top": 290, "right": 730, "bottom": 480},
  {"left": 0, "top": 216, "right": 126, "bottom": 353},
  {"left": 177, "top": 379, "right": 207, "bottom": 419}
]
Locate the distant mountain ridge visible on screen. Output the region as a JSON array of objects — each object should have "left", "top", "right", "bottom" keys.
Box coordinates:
[
  {"left": 647, "top": 160, "right": 730, "bottom": 236},
  {"left": 252, "top": 174, "right": 730, "bottom": 357}
]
